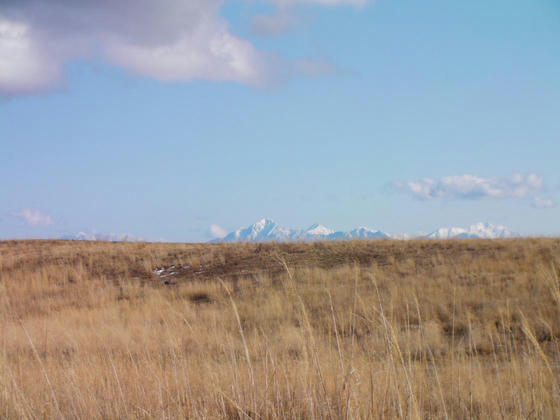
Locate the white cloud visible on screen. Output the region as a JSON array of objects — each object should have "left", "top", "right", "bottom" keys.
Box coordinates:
[
  {"left": 0, "top": 18, "right": 61, "bottom": 94},
  {"left": 395, "top": 173, "right": 544, "bottom": 200},
  {"left": 0, "top": 1, "right": 272, "bottom": 92},
  {"left": 13, "top": 208, "right": 54, "bottom": 226},
  {"left": 209, "top": 224, "right": 228, "bottom": 238},
  {"left": 105, "top": 12, "right": 273, "bottom": 85},
  {"left": 532, "top": 197, "right": 556, "bottom": 209},
  {"left": 0, "top": 0, "right": 369, "bottom": 95}
]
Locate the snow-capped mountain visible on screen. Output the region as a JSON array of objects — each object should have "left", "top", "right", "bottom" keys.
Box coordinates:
[
  {"left": 220, "top": 218, "right": 297, "bottom": 242},
  {"left": 425, "top": 227, "right": 470, "bottom": 240},
  {"left": 217, "top": 219, "right": 389, "bottom": 243},
  {"left": 348, "top": 227, "right": 390, "bottom": 240},
  {"left": 425, "top": 222, "right": 517, "bottom": 239},
  {"left": 304, "top": 223, "right": 334, "bottom": 237},
  {"left": 216, "top": 219, "right": 518, "bottom": 243}
]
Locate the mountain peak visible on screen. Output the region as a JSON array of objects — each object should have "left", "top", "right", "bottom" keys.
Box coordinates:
[
  {"left": 256, "top": 217, "right": 275, "bottom": 225},
  {"left": 253, "top": 218, "right": 277, "bottom": 230},
  {"left": 220, "top": 218, "right": 291, "bottom": 242},
  {"left": 305, "top": 223, "right": 334, "bottom": 236},
  {"left": 348, "top": 226, "right": 389, "bottom": 239}
]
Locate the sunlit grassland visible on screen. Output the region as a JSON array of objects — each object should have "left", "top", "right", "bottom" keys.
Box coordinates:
[{"left": 0, "top": 239, "right": 559, "bottom": 418}]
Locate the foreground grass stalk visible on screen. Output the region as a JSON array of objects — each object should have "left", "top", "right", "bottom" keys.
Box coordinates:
[
  {"left": 280, "top": 258, "right": 335, "bottom": 419},
  {"left": 19, "top": 321, "right": 62, "bottom": 419},
  {"left": 218, "top": 277, "right": 256, "bottom": 416}
]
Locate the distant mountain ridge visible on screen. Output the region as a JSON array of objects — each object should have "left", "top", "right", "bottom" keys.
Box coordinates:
[
  {"left": 218, "top": 218, "right": 389, "bottom": 243},
  {"left": 56, "top": 220, "right": 519, "bottom": 243},
  {"left": 216, "top": 219, "right": 518, "bottom": 243},
  {"left": 60, "top": 232, "right": 146, "bottom": 242},
  {"left": 425, "top": 222, "right": 516, "bottom": 239}
]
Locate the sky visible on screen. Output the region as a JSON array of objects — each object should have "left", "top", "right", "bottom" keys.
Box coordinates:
[{"left": 1, "top": 0, "right": 559, "bottom": 241}]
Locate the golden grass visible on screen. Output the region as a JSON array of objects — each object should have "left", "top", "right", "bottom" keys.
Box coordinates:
[{"left": 0, "top": 238, "right": 559, "bottom": 418}]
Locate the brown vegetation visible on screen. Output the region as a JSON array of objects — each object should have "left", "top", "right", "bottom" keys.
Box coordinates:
[{"left": 0, "top": 238, "right": 559, "bottom": 418}]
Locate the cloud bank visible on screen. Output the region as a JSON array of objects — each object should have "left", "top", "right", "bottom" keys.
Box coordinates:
[
  {"left": 0, "top": 0, "right": 368, "bottom": 95},
  {"left": 395, "top": 173, "right": 544, "bottom": 201}
]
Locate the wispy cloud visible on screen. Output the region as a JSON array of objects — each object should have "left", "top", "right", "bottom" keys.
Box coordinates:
[
  {"left": 294, "top": 58, "right": 343, "bottom": 77},
  {"left": 252, "top": 11, "right": 299, "bottom": 37},
  {"left": 394, "top": 173, "right": 544, "bottom": 201},
  {"left": 0, "top": 0, "right": 368, "bottom": 95},
  {"left": 269, "top": 0, "right": 368, "bottom": 5},
  {"left": 209, "top": 224, "right": 228, "bottom": 239},
  {"left": 532, "top": 197, "right": 556, "bottom": 209},
  {"left": 13, "top": 208, "right": 54, "bottom": 226}
]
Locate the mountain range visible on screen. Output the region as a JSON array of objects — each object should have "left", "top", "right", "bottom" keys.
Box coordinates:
[
  {"left": 57, "top": 220, "right": 519, "bottom": 243},
  {"left": 216, "top": 219, "right": 518, "bottom": 242},
  {"left": 424, "top": 222, "right": 515, "bottom": 239},
  {"left": 60, "top": 232, "right": 146, "bottom": 242}
]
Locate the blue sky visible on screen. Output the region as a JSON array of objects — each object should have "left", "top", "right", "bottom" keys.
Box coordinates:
[{"left": 1, "top": 0, "right": 559, "bottom": 241}]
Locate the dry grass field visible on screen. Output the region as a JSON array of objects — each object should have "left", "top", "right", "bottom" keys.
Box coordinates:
[{"left": 1, "top": 238, "right": 559, "bottom": 418}]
